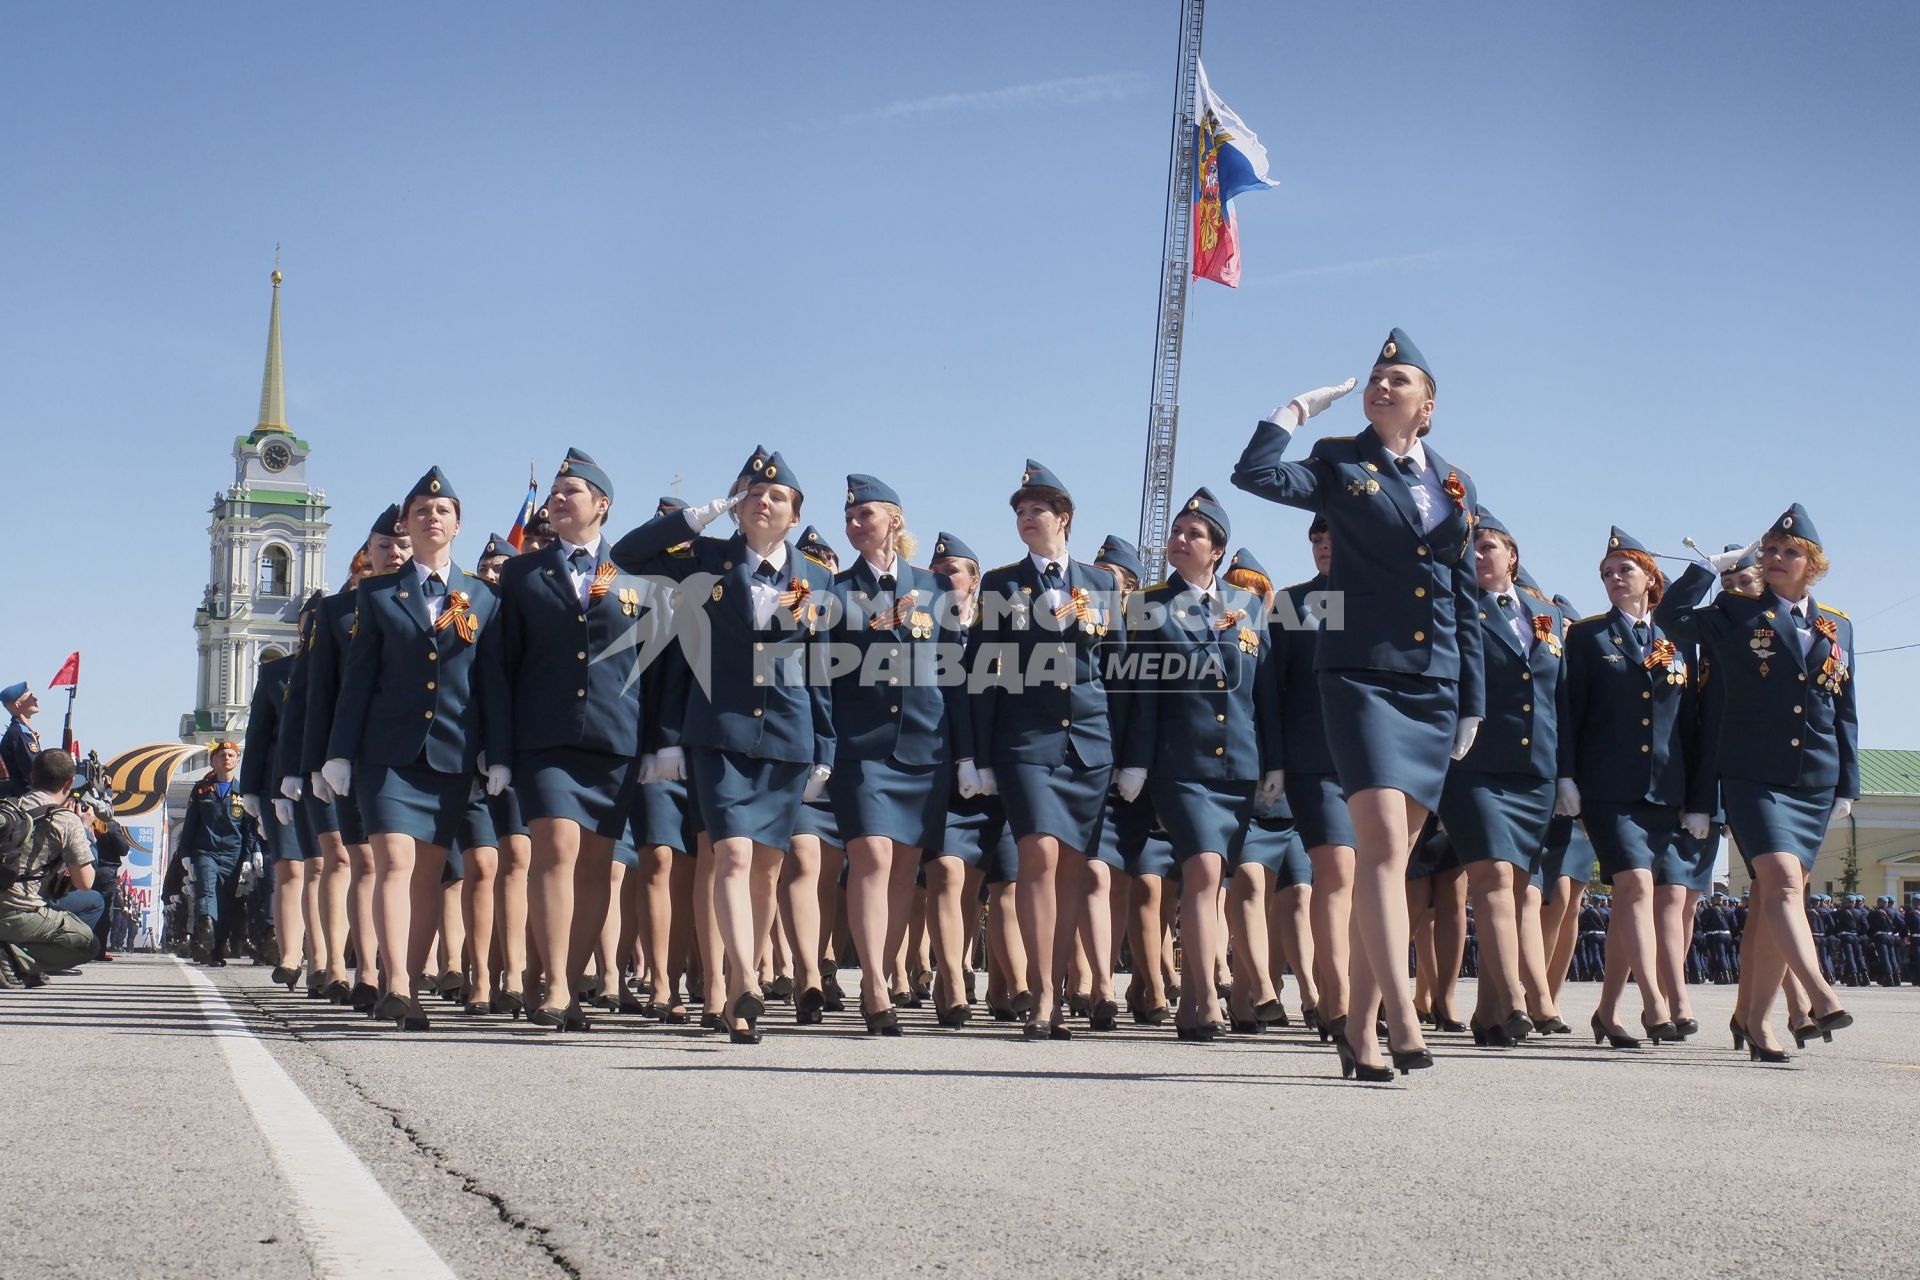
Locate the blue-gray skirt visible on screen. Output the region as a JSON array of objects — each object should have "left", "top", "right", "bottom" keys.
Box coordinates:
[
  {"left": 1722, "top": 777, "right": 1834, "bottom": 872},
  {"left": 301, "top": 790, "right": 365, "bottom": 845},
  {"left": 932, "top": 795, "right": 1018, "bottom": 884},
  {"left": 827, "top": 756, "right": 950, "bottom": 848},
  {"left": 1317, "top": 670, "right": 1458, "bottom": 812},
  {"left": 794, "top": 794, "right": 841, "bottom": 847},
  {"left": 1239, "top": 809, "right": 1311, "bottom": 887},
  {"left": 487, "top": 787, "right": 527, "bottom": 841},
  {"left": 1406, "top": 822, "right": 1460, "bottom": 879},
  {"left": 690, "top": 747, "right": 810, "bottom": 848},
  {"left": 515, "top": 747, "right": 635, "bottom": 839},
  {"left": 1439, "top": 771, "right": 1554, "bottom": 873},
  {"left": 635, "top": 777, "right": 697, "bottom": 855},
  {"left": 1537, "top": 814, "right": 1596, "bottom": 897},
  {"left": 999, "top": 759, "right": 1111, "bottom": 852},
  {"left": 442, "top": 843, "right": 464, "bottom": 883},
  {"left": 1581, "top": 800, "right": 1686, "bottom": 883},
  {"left": 358, "top": 762, "right": 469, "bottom": 847},
  {"left": 1285, "top": 771, "right": 1354, "bottom": 850},
  {"left": 611, "top": 829, "right": 640, "bottom": 870},
  {"left": 260, "top": 798, "right": 305, "bottom": 863},
  {"left": 1092, "top": 793, "right": 1176, "bottom": 880},
  {"left": 1152, "top": 777, "right": 1253, "bottom": 863},
  {"left": 457, "top": 793, "right": 498, "bottom": 851}
]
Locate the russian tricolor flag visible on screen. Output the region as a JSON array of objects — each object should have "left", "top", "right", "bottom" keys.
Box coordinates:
[
  {"left": 506, "top": 471, "right": 540, "bottom": 550},
  {"left": 1192, "top": 62, "right": 1278, "bottom": 288}
]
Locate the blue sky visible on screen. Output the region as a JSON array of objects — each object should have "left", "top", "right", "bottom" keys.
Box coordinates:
[{"left": 4, "top": 1, "right": 1917, "bottom": 757}]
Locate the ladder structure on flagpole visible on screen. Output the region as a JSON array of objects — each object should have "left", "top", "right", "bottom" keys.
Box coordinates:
[{"left": 1135, "top": 0, "right": 1206, "bottom": 584}]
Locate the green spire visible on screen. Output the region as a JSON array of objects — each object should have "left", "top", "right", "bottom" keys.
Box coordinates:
[{"left": 254, "top": 263, "right": 289, "bottom": 435}]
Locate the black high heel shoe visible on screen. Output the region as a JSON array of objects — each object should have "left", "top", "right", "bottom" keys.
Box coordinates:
[
  {"left": 528, "top": 1005, "right": 569, "bottom": 1031},
  {"left": 1230, "top": 1019, "right": 1266, "bottom": 1035},
  {"left": 1673, "top": 1017, "right": 1700, "bottom": 1039},
  {"left": 1302, "top": 1006, "right": 1322, "bottom": 1033},
  {"left": 1088, "top": 999, "right": 1119, "bottom": 1032},
  {"left": 864, "top": 1007, "right": 902, "bottom": 1036},
  {"left": 464, "top": 997, "right": 490, "bottom": 1016},
  {"left": 563, "top": 1005, "right": 592, "bottom": 1032},
  {"left": 1254, "top": 999, "right": 1286, "bottom": 1026},
  {"left": 323, "top": 980, "right": 353, "bottom": 1005},
  {"left": 1814, "top": 1007, "right": 1853, "bottom": 1039},
  {"left": 436, "top": 973, "right": 466, "bottom": 1002},
  {"left": 1132, "top": 1003, "right": 1171, "bottom": 1026},
  {"left": 768, "top": 975, "right": 795, "bottom": 1002},
  {"left": 1066, "top": 992, "right": 1092, "bottom": 1018},
  {"left": 1009, "top": 990, "right": 1036, "bottom": 1017},
  {"left": 699, "top": 1012, "right": 726, "bottom": 1032},
  {"left": 1788, "top": 1019, "right": 1823, "bottom": 1049},
  {"left": 1334, "top": 1036, "right": 1394, "bottom": 1083},
  {"left": 349, "top": 982, "right": 380, "bottom": 1013},
  {"left": 1640, "top": 1014, "right": 1681, "bottom": 1044},
  {"left": 822, "top": 973, "right": 846, "bottom": 1013},
  {"left": 733, "top": 992, "right": 766, "bottom": 1033},
  {"left": 1729, "top": 1016, "right": 1748, "bottom": 1051},
  {"left": 796, "top": 988, "right": 826, "bottom": 1025},
  {"left": 1470, "top": 1017, "right": 1513, "bottom": 1048},
  {"left": 1416, "top": 1007, "right": 1436, "bottom": 1027},
  {"left": 1503, "top": 1010, "right": 1534, "bottom": 1042},
  {"left": 1533, "top": 1015, "right": 1572, "bottom": 1035},
  {"left": 1590, "top": 1013, "right": 1642, "bottom": 1049},
  {"left": 935, "top": 1003, "right": 973, "bottom": 1029},
  {"left": 1390, "top": 1047, "right": 1435, "bottom": 1074},
  {"left": 1021, "top": 1022, "right": 1050, "bottom": 1041},
  {"left": 1748, "top": 1042, "right": 1791, "bottom": 1064},
  {"left": 1320, "top": 1013, "right": 1347, "bottom": 1045},
  {"left": 1432, "top": 1012, "right": 1468, "bottom": 1034},
  {"left": 376, "top": 993, "right": 408, "bottom": 1023},
  {"left": 493, "top": 990, "right": 526, "bottom": 1019},
  {"left": 271, "top": 964, "right": 301, "bottom": 991}
]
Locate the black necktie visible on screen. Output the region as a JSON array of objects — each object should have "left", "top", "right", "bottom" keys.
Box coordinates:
[
  {"left": 1791, "top": 606, "right": 1809, "bottom": 632},
  {"left": 568, "top": 546, "right": 592, "bottom": 572},
  {"left": 1632, "top": 620, "right": 1649, "bottom": 648},
  {"left": 877, "top": 573, "right": 896, "bottom": 595},
  {"left": 754, "top": 560, "right": 783, "bottom": 584},
  {"left": 1496, "top": 593, "right": 1514, "bottom": 613},
  {"left": 1394, "top": 456, "right": 1417, "bottom": 476},
  {"left": 423, "top": 572, "right": 446, "bottom": 599},
  {"left": 1041, "top": 561, "right": 1064, "bottom": 591}
]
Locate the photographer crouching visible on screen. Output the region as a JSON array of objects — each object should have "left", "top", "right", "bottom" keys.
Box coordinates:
[{"left": 0, "top": 749, "right": 105, "bottom": 984}]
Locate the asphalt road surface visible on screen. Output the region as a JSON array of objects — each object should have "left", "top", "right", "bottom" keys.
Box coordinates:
[{"left": 6, "top": 955, "right": 1916, "bottom": 1279}]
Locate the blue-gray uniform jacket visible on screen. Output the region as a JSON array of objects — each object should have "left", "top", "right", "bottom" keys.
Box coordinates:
[
  {"left": 1271, "top": 577, "right": 1335, "bottom": 775},
  {"left": 1452, "top": 588, "right": 1569, "bottom": 779},
  {"left": 239, "top": 655, "right": 294, "bottom": 799},
  {"left": 1120, "top": 572, "right": 1270, "bottom": 781},
  {"left": 827, "top": 558, "right": 962, "bottom": 766},
  {"left": 297, "top": 589, "right": 359, "bottom": 776},
  {"left": 326, "top": 565, "right": 506, "bottom": 774},
  {"left": 175, "top": 771, "right": 250, "bottom": 862},
  {"left": 1686, "top": 642, "right": 1727, "bottom": 818},
  {"left": 274, "top": 591, "right": 327, "bottom": 786},
  {"left": 1654, "top": 564, "right": 1859, "bottom": 799},
  {"left": 1558, "top": 606, "right": 1696, "bottom": 807},
  {"left": 485, "top": 538, "right": 647, "bottom": 764},
  {"left": 970, "top": 556, "right": 1126, "bottom": 769},
  {"left": 1231, "top": 421, "right": 1485, "bottom": 718},
  {"left": 610, "top": 512, "right": 835, "bottom": 768},
  {"left": 1, "top": 716, "right": 39, "bottom": 787}
]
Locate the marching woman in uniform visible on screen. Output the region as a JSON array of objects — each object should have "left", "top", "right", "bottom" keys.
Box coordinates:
[
  {"left": 487, "top": 449, "right": 645, "bottom": 1031},
  {"left": 1118, "top": 489, "right": 1272, "bottom": 1041},
  {"left": 323, "top": 468, "right": 506, "bottom": 1031},
  {"left": 777, "top": 524, "right": 845, "bottom": 1024},
  {"left": 967, "top": 460, "right": 1125, "bottom": 1041},
  {"left": 1534, "top": 590, "right": 1594, "bottom": 1012},
  {"left": 1658, "top": 505, "right": 1858, "bottom": 1059},
  {"left": 240, "top": 651, "right": 308, "bottom": 990},
  {"left": 1558, "top": 526, "right": 1691, "bottom": 1047},
  {"left": 826, "top": 475, "right": 959, "bottom": 1035},
  {"left": 303, "top": 508, "right": 411, "bottom": 1008},
  {"left": 922, "top": 531, "right": 998, "bottom": 1027},
  {"left": 1233, "top": 329, "right": 1483, "bottom": 1080},
  {"left": 1437, "top": 510, "right": 1570, "bottom": 1046},
  {"left": 465, "top": 532, "right": 526, "bottom": 1015},
  {"left": 612, "top": 447, "right": 836, "bottom": 1044}
]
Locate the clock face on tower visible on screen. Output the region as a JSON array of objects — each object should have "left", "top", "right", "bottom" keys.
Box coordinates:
[{"left": 262, "top": 441, "right": 293, "bottom": 473}]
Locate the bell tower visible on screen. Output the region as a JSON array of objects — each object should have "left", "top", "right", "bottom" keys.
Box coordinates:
[{"left": 181, "top": 263, "right": 330, "bottom": 743}]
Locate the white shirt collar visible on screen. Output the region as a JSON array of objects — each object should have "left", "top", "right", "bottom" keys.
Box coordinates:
[
  {"left": 413, "top": 560, "right": 451, "bottom": 583},
  {"left": 862, "top": 551, "right": 898, "bottom": 581},
  {"left": 1617, "top": 604, "right": 1652, "bottom": 626},
  {"left": 1393, "top": 439, "right": 1431, "bottom": 473},
  {"left": 746, "top": 541, "right": 789, "bottom": 574},
  {"left": 1028, "top": 550, "right": 1068, "bottom": 577},
  {"left": 1774, "top": 593, "right": 1811, "bottom": 617},
  {"left": 559, "top": 535, "right": 604, "bottom": 561}
]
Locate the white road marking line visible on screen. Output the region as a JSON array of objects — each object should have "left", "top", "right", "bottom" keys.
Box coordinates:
[{"left": 178, "top": 959, "right": 457, "bottom": 1279}]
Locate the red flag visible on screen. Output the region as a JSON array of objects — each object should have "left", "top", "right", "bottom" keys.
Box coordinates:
[{"left": 49, "top": 651, "right": 80, "bottom": 688}]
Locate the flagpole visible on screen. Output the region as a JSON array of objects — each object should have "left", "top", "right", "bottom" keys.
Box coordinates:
[
  {"left": 1136, "top": 0, "right": 1206, "bottom": 584},
  {"left": 61, "top": 685, "right": 76, "bottom": 755}
]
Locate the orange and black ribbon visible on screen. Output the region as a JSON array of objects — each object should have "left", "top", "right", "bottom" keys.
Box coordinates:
[
  {"left": 1053, "top": 586, "right": 1096, "bottom": 625},
  {"left": 1212, "top": 607, "right": 1248, "bottom": 632},
  {"left": 778, "top": 578, "right": 813, "bottom": 623},
  {"left": 588, "top": 562, "right": 618, "bottom": 601},
  {"left": 1444, "top": 470, "right": 1468, "bottom": 512},
  {"left": 868, "top": 588, "right": 919, "bottom": 631},
  {"left": 1643, "top": 637, "right": 1677, "bottom": 671},
  {"left": 435, "top": 590, "right": 480, "bottom": 644}
]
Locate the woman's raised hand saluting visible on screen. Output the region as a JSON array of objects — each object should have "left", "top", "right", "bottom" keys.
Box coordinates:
[{"left": 1275, "top": 377, "right": 1358, "bottom": 429}]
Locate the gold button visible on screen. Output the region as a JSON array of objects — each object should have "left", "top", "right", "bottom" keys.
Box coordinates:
[
  {"left": 1214, "top": 747, "right": 1225, "bottom": 756},
  {"left": 755, "top": 643, "right": 765, "bottom": 652},
  {"left": 1641, "top": 718, "right": 1651, "bottom": 727},
  {"left": 423, "top": 710, "right": 434, "bottom": 720},
  {"left": 427, "top": 652, "right": 438, "bottom": 662},
  {"left": 1058, "top": 683, "right": 1069, "bottom": 691},
  {"left": 1522, "top": 704, "right": 1531, "bottom": 712},
  {"left": 577, "top": 690, "right": 586, "bottom": 698},
  {"left": 426, "top": 681, "right": 436, "bottom": 691},
  {"left": 1413, "top": 630, "right": 1425, "bottom": 642},
  {"left": 577, "top": 651, "right": 587, "bottom": 660},
  {"left": 1641, "top": 745, "right": 1650, "bottom": 753},
  {"left": 1520, "top": 738, "right": 1530, "bottom": 747},
  {"left": 1797, "top": 673, "right": 1807, "bottom": 682},
  {"left": 1415, "top": 588, "right": 1427, "bottom": 598},
  {"left": 1478, "top": 611, "right": 1486, "bottom": 620},
  {"left": 754, "top": 675, "right": 764, "bottom": 685},
  {"left": 1790, "top": 738, "right": 1801, "bottom": 747},
  {"left": 1215, "top": 714, "right": 1226, "bottom": 723},
  {"left": 1521, "top": 672, "right": 1531, "bottom": 681},
  {"left": 890, "top": 648, "right": 901, "bottom": 657},
  {"left": 752, "top": 708, "right": 763, "bottom": 717},
  {"left": 889, "top": 677, "right": 899, "bottom": 685},
  {"left": 1215, "top": 680, "right": 1226, "bottom": 689},
  {"left": 1061, "top": 719, "right": 1072, "bottom": 728},
  {"left": 577, "top": 614, "right": 586, "bottom": 623},
  {"left": 1417, "top": 546, "right": 1429, "bottom": 557},
  {"left": 1642, "top": 690, "right": 1651, "bottom": 699},
  {"left": 1793, "top": 705, "right": 1803, "bottom": 714},
  {"left": 889, "top": 705, "right": 900, "bottom": 714}
]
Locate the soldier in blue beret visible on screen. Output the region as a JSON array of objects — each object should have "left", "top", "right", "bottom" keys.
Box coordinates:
[
  {"left": 486, "top": 447, "right": 648, "bottom": 1031},
  {"left": 476, "top": 532, "right": 519, "bottom": 582},
  {"left": 814, "top": 474, "right": 964, "bottom": 1033},
  {"left": 1, "top": 681, "right": 40, "bottom": 786},
  {"left": 174, "top": 740, "right": 257, "bottom": 964},
  {"left": 1660, "top": 503, "right": 1858, "bottom": 1057},
  {"left": 321, "top": 466, "right": 507, "bottom": 1031},
  {"left": 1119, "top": 488, "right": 1276, "bottom": 1040},
  {"left": 1434, "top": 508, "right": 1572, "bottom": 1045},
  {"left": 1558, "top": 525, "right": 1694, "bottom": 1049},
  {"left": 967, "top": 460, "right": 1126, "bottom": 1040},
  {"left": 611, "top": 446, "right": 836, "bottom": 1043},
  {"left": 298, "top": 505, "right": 411, "bottom": 1011},
  {"left": 1232, "top": 328, "right": 1481, "bottom": 1080}
]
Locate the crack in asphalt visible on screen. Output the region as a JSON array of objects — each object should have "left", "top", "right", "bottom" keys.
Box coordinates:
[{"left": 221, "top": 977, "right": 584, "bottom": 1280}]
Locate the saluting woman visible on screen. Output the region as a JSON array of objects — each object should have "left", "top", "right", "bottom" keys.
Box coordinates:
[
  {"left": 611, "top": 447, "right": 836, "bottom": 1044},
  {"left": 1233, "top": 329, "right": 1483, "bottom": 1081},
  {"left": 1436, "top": 510, "right": 1570, "bottom": 1045},
  {"left": 485, "top": 449, "right": 646, "bottom": 1031},
  {"left": 778, "top": 525, "right": 846, "bottom": 1024},
  {"left": 323, "top": 468, "right": 506, "bottom": 1030},
  {"left": 823, "top": 475, "right": 959, "bottom": 1034},
  {"left": 1658, "top": 506, "right": 1858, "bottom": 1060},
  {"left": 1117, "top": 492, "right": 1274, "bottom": 1042},
  {"left": 1557, "top": 527, "right": 1691, "bottom": 1048},
  {"left": 967, "top": 461, "right": 1125, "bottom": 1041}
]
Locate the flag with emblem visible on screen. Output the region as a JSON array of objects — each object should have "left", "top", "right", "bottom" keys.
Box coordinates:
[
  {"left": 505, "top": 468, "right": 539, "bottom": 551},
  {"left": 1191, "top": 62, "right": 1278, "bottom": 288}
]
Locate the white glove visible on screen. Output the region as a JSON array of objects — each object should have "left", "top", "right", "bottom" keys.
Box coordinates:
[
  {"left": 1554, "top": 778, "right": 1582, "bottom": 818},
  {"left": 1275, "top": 377, "right": 1358, "bottom": 428},
  {"left": 685, "top": 492, "right": 744, "bottom": 533},
  {"left": 1115, "top": 767, "right": 1147, "bottom": 803},
  {"left": 654, "top": 745, "right": 687, "bottom": 783},
  {"left": 1681, "top": 812, "right": 1712, "bottom": 841},
  {"left": 803, "top": 765, "right": 831, "bottom": 803},
  {"left": 1830, "top": 797, "right": 1853, "bottom": 825},
  {"left": 956, "top": 760, "right": 983, "bottom": 800},
  {"left": 240, "top": 794, "right": 263, "bottom": 823},
  {"left": 321, "top": 758, "right": 353, "bottom": 798},
  {"left": 308, "top": 769, "right": 335, "bottom": 804},
  {"left": 1689, "top": 537, "right": 1760, "bottom": 574},
  {"left": 637, "top": 753, "right": 661, "bottom": 785},
  {"left": 484, "top": 764, "right": 512, "bottom": 797},
  {"left": 272, "top": 798, "right": 295, "bottom": 827},
  {"left": 1255, "top": 769, "right": 1285, "bottom": 811},
  {"left": 1450, "top": 716, "right": 1482, "bottom": 761},
  {"left": 278, "top": 775, "right": 303, "bottom": 803},
  {"left": 976, "top": 767, "right": 998, "bottom": 797}
]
